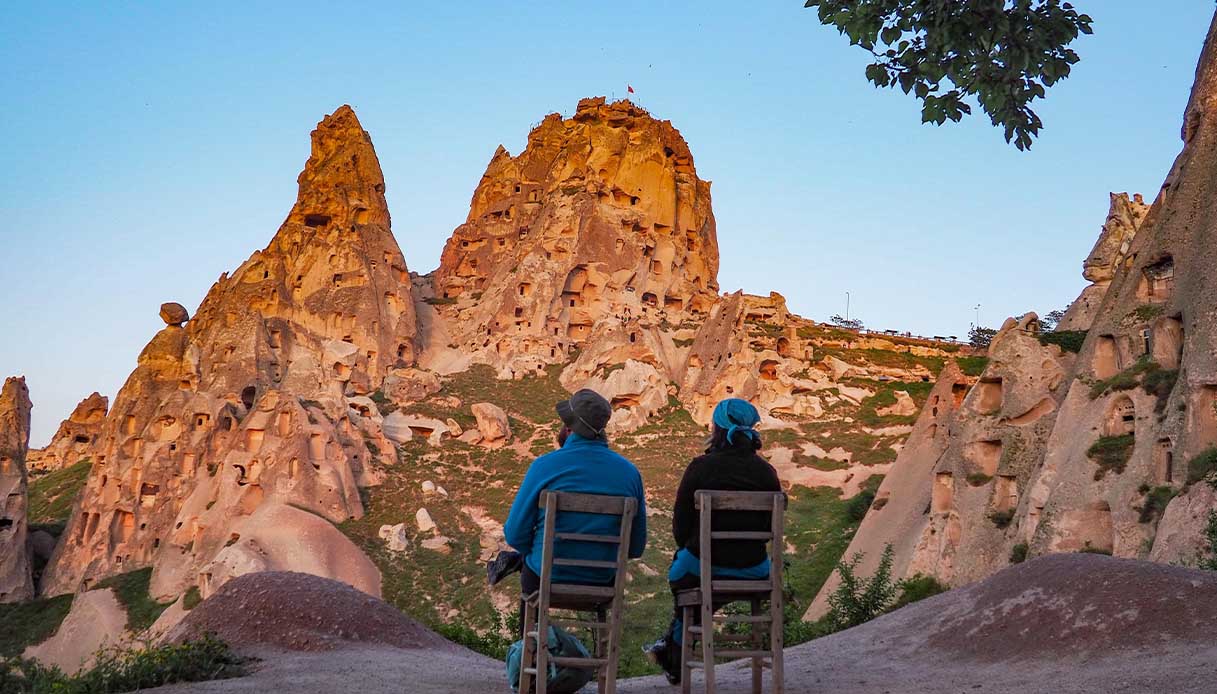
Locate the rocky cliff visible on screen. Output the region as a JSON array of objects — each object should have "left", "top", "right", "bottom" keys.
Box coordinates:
[
  {"left": 27, "top": 392, "right": 108, "bottom": 473},
  {"left": 812, "top": 12, "right": 1217, "bottom": 613},
  {"left": 40, "top": 106, "right": 403, "bottom": 599},
  {"left": 0, "top": 376, "right": 34, "bottom": 602}
]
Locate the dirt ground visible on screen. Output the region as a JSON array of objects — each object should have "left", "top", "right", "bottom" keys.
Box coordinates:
[{"left": 150, "top": 555, "right": 1217, "bottom": 693}]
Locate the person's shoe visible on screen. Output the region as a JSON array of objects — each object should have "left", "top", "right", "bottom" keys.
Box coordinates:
[
  {"left": 643, "top": 638, "right": 681, "bottom": 685},
  {"left": 486, "top": 550, "right": 523, "bottom": 586}
]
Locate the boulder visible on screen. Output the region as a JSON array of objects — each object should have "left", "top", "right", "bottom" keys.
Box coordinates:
[
  {"left": 416, "top": 508, "right": 436, "bottom": 533},
  {"left": 471, "top": 402, "right": 511, "bottom": 444},
  {"left": 159, "top": 302, "right": 190, "bottom": 326}
]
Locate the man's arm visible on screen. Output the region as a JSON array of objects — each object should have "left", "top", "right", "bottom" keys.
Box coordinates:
[
  {"left": 503, "top": 460, "right": 545, "bottom": 556},
  {"left": 628, "top": 471, "right": 648, "bottom": 559}
]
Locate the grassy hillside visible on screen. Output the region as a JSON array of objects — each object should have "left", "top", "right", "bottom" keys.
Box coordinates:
[{"left": 339, "top": 352, "right": 933, "bottom": 677}]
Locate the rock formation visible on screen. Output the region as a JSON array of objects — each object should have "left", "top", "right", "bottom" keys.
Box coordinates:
[
  {"left": 1057, "top": 192, "right": 1150, "bottom": 331},
  {"left": 0, "top": 376, "right": 34, "bottom": 602},
  {"left": 814, "top": 12, "right": 1217, "bottom": 610},
  {"left": 41, "top": 105, "right": 414, "bottom": 599},
  {"left": 428, "top": 97, "right": 720, "bottom": 380},
  {"left": 27, "top": 392, "right": 108, "bottom": 472}
]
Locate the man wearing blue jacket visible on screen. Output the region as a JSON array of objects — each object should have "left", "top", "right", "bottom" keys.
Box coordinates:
[{"left": 502, "top": 389, "right": 647, "bottom": 618}]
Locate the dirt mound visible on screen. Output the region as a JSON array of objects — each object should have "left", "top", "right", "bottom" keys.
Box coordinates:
[
  {"left": 168, "top": 571, "right": 457, "bottom": 653},
  {"left": 922, "top": 552, "right": 1217, "bottom": 660}
]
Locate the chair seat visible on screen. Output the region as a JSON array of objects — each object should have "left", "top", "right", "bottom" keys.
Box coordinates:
[
  {"left": 534, "top": 582, "right": 617, "bottom": 611},
  {"left": 676, "top": 582, "right": 772, "bottom": 608}
]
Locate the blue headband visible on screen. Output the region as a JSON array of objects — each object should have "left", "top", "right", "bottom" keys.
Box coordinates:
[{"left": 712, "top": 398, "right": 760, "bottom": 444}]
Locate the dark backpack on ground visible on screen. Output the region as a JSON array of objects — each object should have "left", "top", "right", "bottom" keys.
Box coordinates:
[{"left": 505, "top": 624, "right": 594, "bottom": 693}]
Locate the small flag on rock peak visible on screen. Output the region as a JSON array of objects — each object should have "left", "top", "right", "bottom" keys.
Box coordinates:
[{"left": 627, "top": 85, "right": 634, "bottom": 94}]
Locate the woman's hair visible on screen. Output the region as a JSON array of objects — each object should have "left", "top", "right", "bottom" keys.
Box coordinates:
[{"left": 706, "top": 423, "right": 762, "bottom": 452}]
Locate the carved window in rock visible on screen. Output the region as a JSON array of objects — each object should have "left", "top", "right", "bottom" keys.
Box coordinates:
[
  {"left": 932, "top": 472, "right": 954, "bottom": 513},
  {"left": 1093, "top": 335, "right": 1119, "bottom": 380},
  {"left": 1152, "top": 316, "right": 1184, "bottom": 370},
  {"left": 1138, "top": 256, "right": 1175, "bottom": 303},
  {"left": 1104, "top": 396, "right": 1136, "bottom": 437},
  {"left": 1154, "top": 439, "right": 1174, "bottom": 485}
]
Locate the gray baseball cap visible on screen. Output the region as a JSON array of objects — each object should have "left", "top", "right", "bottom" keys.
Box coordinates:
[{"left": 556, "top": 389, "right": 612, "bottom": 439}]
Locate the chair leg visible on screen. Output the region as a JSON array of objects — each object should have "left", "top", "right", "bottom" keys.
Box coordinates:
[
  {"left": 680, "top": 605, "right": 693, "bottom": 694},
  {"left": 536, "top": 604, "right": 550, "bottom": 694},
  {"left": 700, "top": 597, "right": 716, "bottom": 694},
  {"left": 750, "top": 598, "right": 763, "bottom": 694},
  {"left": 771, "top": 598, "right": 784, "bottom": 694},
  {"left": 597, "top": 605, "right": 608, "bottom": 694},
  {"left": 519, "top": 598, "right": 536, "bottom": 694},
  {"left": 603, "top": 597, "right": 624, "bottom": 694}
]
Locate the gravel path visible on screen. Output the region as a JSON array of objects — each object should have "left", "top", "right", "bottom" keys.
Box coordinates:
[{"left": 149, "top": 555, "right": 1217, "bottom": 693}]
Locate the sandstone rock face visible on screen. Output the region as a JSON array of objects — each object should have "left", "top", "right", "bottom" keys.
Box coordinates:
[
  {"left": 41, "top": 105, "right": 415, "bottom": 599},
  {"left": 813, "top": 16, "right": 1217, "bottom": 608},
  {"left": 27, "top": 392, "right": 108, "bottom": 472},
  {"left": 1058, "top": 192, "right": 1150, "bottom": 331},
  {"left": 430, "top": 97, "right": 720, "bottom": 378},
  {"left": 0, "top": 376, "right": 34, "bottom": 602}
]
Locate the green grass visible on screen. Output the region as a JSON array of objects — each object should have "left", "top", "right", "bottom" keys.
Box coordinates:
[
  {"left": 966, "top": 473, "right": 993, "bottom": 487},
  {"left": 1010, "top": 543, "right": 1029, "bottom": 564},
  {"left": 1129, "top": 304, "right": 1165, "bottom": 322},
  {"left": 1038, "top": 330, "right": 1087, "bottom": 354},
  {"left": 0, "top": 635, "right": 245, "bottom": 693},
  {"left": 1086, "top": 434, "right": 1135, "bottom": 480},
  {"left": 1187, "top": 447, "right": 1217, "bottom": 487},
  {"left": 891, "top": 573, "right": 947, "bottom": 610},
  {"left": 955, "top": 356, "right": 989, "bottom": 376},
  {"left": 1138, "top": 485, "right": 1177, "bottom": 523},
  {"left": 1089, "top": 355, "right": 1160, "bottom": 399},
  {"left": 855, "top": 380, "right": 933, "bottom": 427},
  {"left": 1141, "top": 368, "right": 1179, "bottom": 414},
  {"left": 988, "top": 509, "right": 1015, "bottom": 528},
  {"left": 0, "top": 594, "right": 73, "bottom": 657},
  {"left": 94, "top": 568, "right": 173, "bottom": 632},
  {"left": 182, "top": 586, "right": 202, "bottom": 611},
  {"left": 424, "top": 296, "right": 458, "bottom": 305},
  {"left": 27, "top": 460, "right": 92, "bottom": 529}
]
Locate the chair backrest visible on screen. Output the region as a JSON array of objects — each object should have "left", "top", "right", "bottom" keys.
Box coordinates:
[
  {"left": 693, "top": 490, "right": 787, "bottom": 582},
  {"left": 537, "top": 491, "right": 637, "bottom": 589}
]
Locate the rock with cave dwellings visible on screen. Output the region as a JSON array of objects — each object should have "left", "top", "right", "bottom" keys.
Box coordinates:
[
  {"left": 27, "top": 391, "right": 108, "bottom": 472},
  {"left": 812, "top": 13, "right": 1217, "bottom": 619},
  {"left": 39, "top": 105, "right": 412, "bottom": 601},
  {"left": 0, "top": 376, "right": 34, "bottom": 603}
]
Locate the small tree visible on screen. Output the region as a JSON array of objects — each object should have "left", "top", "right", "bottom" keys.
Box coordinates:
[
  {"left": 826, "top": 544, "right": 898, "bottom": 631},
  {"left": 803, "top": 0, "right": 1094, "bottom": 149},
  {"left": 969, "top": 325, "right": 997, "bottom": 350},
  {"left": 1040, "top": 308, "right": 1067, "bottom": 332},
  {"left": 830, "top": 314, "right": 865, "bottom": 331}
]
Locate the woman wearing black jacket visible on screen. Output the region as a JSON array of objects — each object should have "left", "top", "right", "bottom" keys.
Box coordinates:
[{"left": 644, "top": 398, "right": 782, "bottom": 684}]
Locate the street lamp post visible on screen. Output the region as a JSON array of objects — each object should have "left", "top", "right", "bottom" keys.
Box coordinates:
[{"left": 846, "top": 291, "right": 851, "bottom": 322}]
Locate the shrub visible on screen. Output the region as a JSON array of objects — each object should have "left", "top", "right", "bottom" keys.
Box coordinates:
[
  {"left": 1141, "top": 368, "right": 1179, "bottom": 414},
  {"left": 1009, "top": 543, "right": 1029, "bottom": 564},
  {"left": 1089, "top": 355, "right": 1159, "bottom": 399},
  {"left": 1130, "top": 304, "right": 1165, "bottom": 321},
  {"left": 1186, "top": 447, "right": 1217, "bottom": 487},
  {"left": 845, "top": 486, "right": 877, "bottom": 522},
  {"left": 891, "top": 574, "right": 947, "bottom": 610},
  {"left": 182, "top": 587, "right": 202, "bottom": 611},
  {"left": 825, "top": 545, "right": 897, "bottom": 631},
  {"left": 434, "top": 610, "right": 518, "bottom": 661},
  {"left": 423, "top": 296, "right": 457, "bottom": 306},
  {"left": 1086, "top": 434, "right": 1135, "bottom": 480},
  {"left": 1078, "top": 543, "right": 1112, "bottom": 556},
  {"left": 1138, "top": 486, "right": 1177, "bottom": 523},
  {"left": 989, "top": 509, "right": 1015, "bottom": 528},
  {"left": 1038, "top": 329, "right": 1087, "bottom": 354},
  {"left": 965, "top": 472, "right": 992, "bottom": 487},
  {"left": 0, "top": 635, "right": 245, "bottom": 693}
]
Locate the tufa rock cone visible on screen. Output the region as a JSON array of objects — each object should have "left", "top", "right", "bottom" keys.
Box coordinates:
[{"left": 0, "top": 376, "right": 34, "bottom": 603}]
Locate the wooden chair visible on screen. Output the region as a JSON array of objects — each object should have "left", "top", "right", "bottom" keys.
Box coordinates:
[
  {"left": 677, "top": 490, "right": 786, "bottom": 694},
  {"left": 519, "top": 491, "right": 637, "bottom": 694}
]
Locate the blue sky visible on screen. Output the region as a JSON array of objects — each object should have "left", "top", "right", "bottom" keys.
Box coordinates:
[{"left": 1, "top": 1, "right": 1212, "bottom": 445}]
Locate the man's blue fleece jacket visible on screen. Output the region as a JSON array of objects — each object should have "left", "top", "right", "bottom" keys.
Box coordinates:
[{"left": 504, "top": 433, "right": 647, "bottom": 584}]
